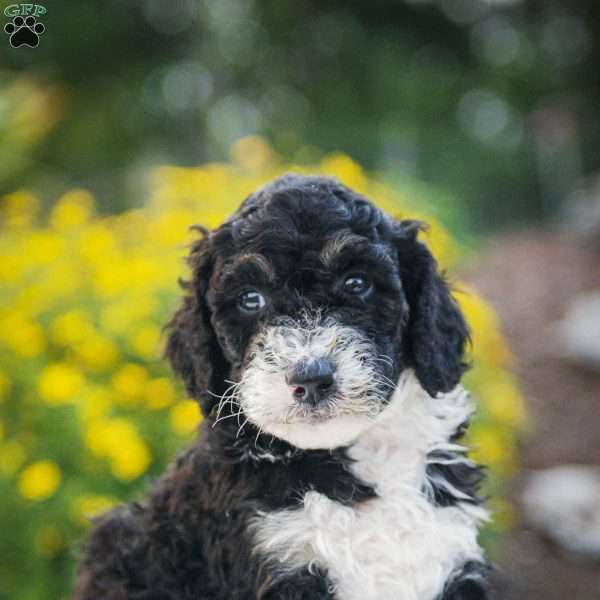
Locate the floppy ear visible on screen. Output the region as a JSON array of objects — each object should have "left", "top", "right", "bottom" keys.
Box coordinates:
[
  {"left": 164, "top": 228, "right": 228, "bottom": 416},
  {"left": 394, "top": 220, "right": 469, "bottom": 397}
]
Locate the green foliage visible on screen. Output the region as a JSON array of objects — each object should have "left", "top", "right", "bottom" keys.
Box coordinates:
[{"left": 1, "top": 0, "right": 598, "bottom": 226}]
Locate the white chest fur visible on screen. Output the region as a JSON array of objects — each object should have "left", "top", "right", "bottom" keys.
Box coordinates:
[{"left": 252, "top": 373, "right": 487, "bottom": 600}]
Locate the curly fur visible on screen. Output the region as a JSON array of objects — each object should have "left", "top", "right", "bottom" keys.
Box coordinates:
[
  {"left": 73, "top": 174, "right": 488, "bottom": 600},
  {"left": 251, "top": 372, "right": 487, "bottom": 600}
]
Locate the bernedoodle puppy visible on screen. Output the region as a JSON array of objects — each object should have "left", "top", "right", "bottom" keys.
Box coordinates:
[{"left": 73, "top": 174, "right": 490, "bottom": 600}]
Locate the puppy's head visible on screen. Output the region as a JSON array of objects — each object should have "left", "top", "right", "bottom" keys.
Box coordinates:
[{"left": 166, "top": 174, "right": 468, "bottom": 449}]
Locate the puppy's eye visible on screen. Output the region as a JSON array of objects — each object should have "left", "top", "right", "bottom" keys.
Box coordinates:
[
  {"left": 238, "top": 290, "right": 266, "bottom": 313},
  {"left": 343, "top": 275, "right": 371, "bottom": 296}
]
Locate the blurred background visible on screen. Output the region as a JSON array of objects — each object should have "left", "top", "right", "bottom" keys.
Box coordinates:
[{"left": 1, "top": 0, "right": 600, "bottom": 598}]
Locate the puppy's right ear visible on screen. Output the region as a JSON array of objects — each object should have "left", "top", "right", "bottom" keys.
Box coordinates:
[
  {"left": 393, "top": 220, "right": 469, "bottom": 397},
  {"left": 165, "top": 228, "right": 227, "bottom": 416}
]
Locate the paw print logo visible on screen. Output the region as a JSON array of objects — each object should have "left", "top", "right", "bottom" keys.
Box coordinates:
[{"left": 4, "top": 15, "right": 45, "bottom": 48}]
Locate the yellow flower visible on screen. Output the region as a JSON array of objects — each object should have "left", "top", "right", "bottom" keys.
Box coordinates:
[
  {"left": 37, "top": 363, "right": 84, "bottom": 405},
  {"left": 481, "top": 378, "right": 526, "bottom": 429},
  {"left": 18, "top": 460, "right": 61, "bottom": 501},
  {"left": 0, "top": 190, "right": 39, "bottom": 228},
  {"left": 230, "top": 135, "right": 277, "bottom": 172},
  {"left": 319, "top": 153, "right": 366, "bottom": 191},
  {"left": 49, "top": 310, "right": 94, "bottom": 346},
  {"left": 75, "top": 334, "right": 119, "bottom": 372},
  {"left": 110, "top": 442, "right": 151, "bottom": 480},
  {"left": 100, "top": 296, "right": 157, "bottom": 333},
  {"left": 71, "top": 495, "right": 116, "bottom": 524},
  {"left": 112, "top": 363, "right": 149, "bottom": 403},
  {"left": 43, "top": 262, "right": 81, "bottom": 298},
  {"left": 80, "top": 223, "right": 118, "bottom": 264},
  {"left": 0, "top": 250, "right": 25, "bottom": 285},
  {"left": 22, "top": 231, "right": 65, "bottom": 266},
  {"left": 0, "top": 313, "right": 45, "bottom": 358},
  {"left": 469, "top": 426, "right": 516, "bottom": 471},
  {"left": 85, "top": 418, "right": 151, "bottom": 481},
  {"left": 169, "top": 399, "right": 202, "bottom": 435},
  {"left": 50, "top": 189, "right": 94, "bottom": 230},
  {"left": 456, "top": 287, "right": 513, "bottom": 366},
  {"left": 145, "top": 377, "right": 177, "bottom": 410},
  {"left": 15, "top": 322, "right": 46, "bottom": 357},
  {"left": 92, "top": 273, "right": 124, "bottom": 301},
  {"left": 78, "top": 386, "right": 112, "bottom": 424},
  {"left": 148, "top": 210, "right": 196, "bottom": 245},
  {"left": 129, "top": 323, "right": 161, "bottom": 359}
]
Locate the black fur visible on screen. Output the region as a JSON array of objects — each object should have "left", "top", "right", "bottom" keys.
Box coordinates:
[
  {"left": 426, "top": 454, "right": 487, "bottom": 508},
  {"left": 74, "top": 418, "right": 357, "bottom": 599},
  {"left": 394, "top": 221, "right": 470, "bottom": 397},
  {"left": 426, "top": 420, "right": 486, "bottom": 508},
  {"left": 74, "top": 174, "right": 486, "bottom": 600}
]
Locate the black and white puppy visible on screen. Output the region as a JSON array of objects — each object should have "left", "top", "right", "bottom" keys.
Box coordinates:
[{"left": 74, "top": 174, "right": 489, "bottom": 600}]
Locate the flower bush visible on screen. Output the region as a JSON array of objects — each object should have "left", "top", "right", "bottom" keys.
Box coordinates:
[{"left": 0, "top": 137, "right": 524, "bottom": 600}]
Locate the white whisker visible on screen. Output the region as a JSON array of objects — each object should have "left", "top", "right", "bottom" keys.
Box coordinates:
[
  {"left": 237, "top": 314, "right": 397, "bottom": 449},
  {"left": 236, "top": 417, "right": 249, "bottom": 439}
]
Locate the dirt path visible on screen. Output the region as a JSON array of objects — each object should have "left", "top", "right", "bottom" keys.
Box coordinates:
[{"left": 464, "top": 230, "right": 600, "bottom": 599}]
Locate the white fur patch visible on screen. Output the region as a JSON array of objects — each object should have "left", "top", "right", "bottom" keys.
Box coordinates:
[
  {"left": 239, "top": 315, "right": 393, "bottom": 449},
  {"left": 251, "top": 371, "right": 487, "bottom": 600}
]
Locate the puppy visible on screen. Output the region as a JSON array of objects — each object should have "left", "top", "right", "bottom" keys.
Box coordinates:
[{"left": 74, "top": 174, "right": 489, "bottom": 600}]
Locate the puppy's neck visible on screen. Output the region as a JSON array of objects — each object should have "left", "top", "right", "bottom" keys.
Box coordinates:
[
  {"left": 348, "top": 370, "right": 476, "bottom": 491},
  {"left": 211, "top": 370, "right": 473, "bottom": 472}
]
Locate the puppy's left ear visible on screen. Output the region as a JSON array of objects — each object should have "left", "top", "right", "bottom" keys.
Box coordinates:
[
  {"left": 164, "top": 228, "right": 228, "bottom": 416},
  {"left": 394, "top": 220, "right": 469, "bottom": 397}
]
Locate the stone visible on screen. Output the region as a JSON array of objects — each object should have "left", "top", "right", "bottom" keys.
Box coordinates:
[{"left": 521, "top": 465, "right": 600, "bottom": 559}]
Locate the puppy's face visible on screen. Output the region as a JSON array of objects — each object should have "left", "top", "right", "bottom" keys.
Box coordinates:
[
  {"left": 166, "top": 175, "right": 468, "bottom": 449},
  {"left": 210, "top": 227, "right": 404, "bottom": 449}
]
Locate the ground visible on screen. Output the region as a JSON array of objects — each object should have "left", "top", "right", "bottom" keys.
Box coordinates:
[{"left": 464, "top": 230, "right": 600, "bottom": 599}]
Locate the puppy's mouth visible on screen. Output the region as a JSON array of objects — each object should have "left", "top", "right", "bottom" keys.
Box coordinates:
[
  {"left": 285, "top": 407, "right": 333, "bottom": 424},
  {"left": 236, "top": 316, "right": 394, "bottom": 448}
]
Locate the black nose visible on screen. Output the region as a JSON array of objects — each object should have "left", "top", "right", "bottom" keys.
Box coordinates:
[{"left": 286, "top": 358, "right": 335, "bottom": 406}]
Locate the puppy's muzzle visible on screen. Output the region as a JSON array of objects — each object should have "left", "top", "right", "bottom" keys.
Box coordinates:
[{"left": 285, "top": 357, "right": 335, "bottom": 407}]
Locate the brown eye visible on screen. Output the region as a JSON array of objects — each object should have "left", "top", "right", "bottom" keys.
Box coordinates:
[
  {"left": 238, "top": 290, "right": 266, "bottom": 312},
  {"left": 343, "top": 275, "right": 371, "bottom": 296}
]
